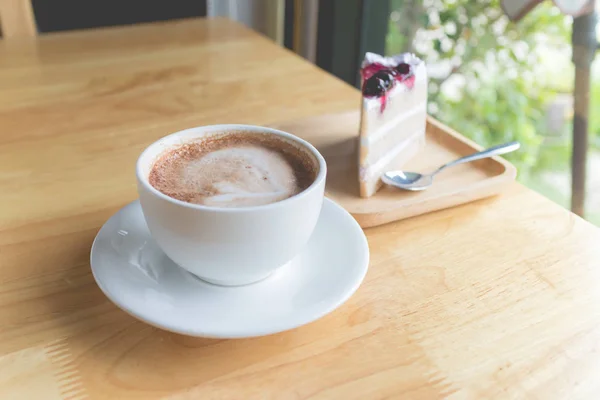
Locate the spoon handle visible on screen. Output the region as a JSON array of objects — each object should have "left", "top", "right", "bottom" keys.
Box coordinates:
[{"left": 434, "top": 141, "right": 520, "bottom": 175}]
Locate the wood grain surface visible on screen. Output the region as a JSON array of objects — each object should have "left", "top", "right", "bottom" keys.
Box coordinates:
[
  {"left": 1, "top": 18, "right": 600, "bottom": 399},
  {"left": 273, "top": 111, "right": 516, "bottom": 227}
]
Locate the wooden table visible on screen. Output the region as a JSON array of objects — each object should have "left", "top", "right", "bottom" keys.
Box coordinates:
[{"left": 2, "top": 18, "right": 600, "bottom": 400}]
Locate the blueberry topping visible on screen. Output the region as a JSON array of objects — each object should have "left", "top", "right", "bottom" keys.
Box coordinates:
[
  {"left": 362, "top": 71, "right": 394, "bottom": 97},
  {"left": 396, "top": 62, "right": 411, "bottom": 75}
]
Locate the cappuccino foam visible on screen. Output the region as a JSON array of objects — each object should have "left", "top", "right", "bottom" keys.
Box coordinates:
[{"left": 148, "top": 132, "right": 317, "bottom": 207}]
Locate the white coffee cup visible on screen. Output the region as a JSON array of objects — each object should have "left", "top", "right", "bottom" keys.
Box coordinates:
[{"left": 136, "top": 124, "right": 327, "bottom": 286}]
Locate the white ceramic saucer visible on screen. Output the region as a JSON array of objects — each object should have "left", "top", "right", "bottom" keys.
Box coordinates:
[{"left": 90, "top": 198, "right": 369, "bottom": 338}]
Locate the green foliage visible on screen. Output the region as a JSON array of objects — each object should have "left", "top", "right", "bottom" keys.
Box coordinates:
[
  {"left": 435, "top": 74, "right": 546, "bottom": 178},
  {"left": 590, "top": 79, "right": 600, "bottom": 145},
  {"left": 386, "top": 0, "right": 571, "bottom": 177}
]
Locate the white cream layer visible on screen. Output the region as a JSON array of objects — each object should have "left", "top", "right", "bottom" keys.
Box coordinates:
[
  {"left": 360, "top": 103, "right": 427, "bottom": 146},
  {"left": 359, "top": 129, "right": 425, "bottom": 182}
]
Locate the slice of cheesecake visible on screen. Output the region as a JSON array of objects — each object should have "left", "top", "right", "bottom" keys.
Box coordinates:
[{"left": 358, "top": 52, "right": 428, "bottom": 198}]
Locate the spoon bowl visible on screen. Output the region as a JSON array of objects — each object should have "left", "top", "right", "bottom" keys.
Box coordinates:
[{"left": 382, "top": 171, "right": 433, "bottom": 191}]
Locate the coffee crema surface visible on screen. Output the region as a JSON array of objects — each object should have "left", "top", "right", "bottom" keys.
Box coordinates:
[{"left": 149, "top": 132, "right": 318, "bottom": 207}]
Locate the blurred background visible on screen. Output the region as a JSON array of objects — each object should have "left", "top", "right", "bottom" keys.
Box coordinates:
[
  {"left": 383, "top": 0, "right": 599, "bottom": 226},
  {"left": 1, "top": 0, "right": 598, "bottom": 225}
]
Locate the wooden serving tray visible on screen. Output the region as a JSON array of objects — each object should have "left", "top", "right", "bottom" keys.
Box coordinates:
[{"left": 272, "top": 111, "right": 517, "bottom": 228}]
